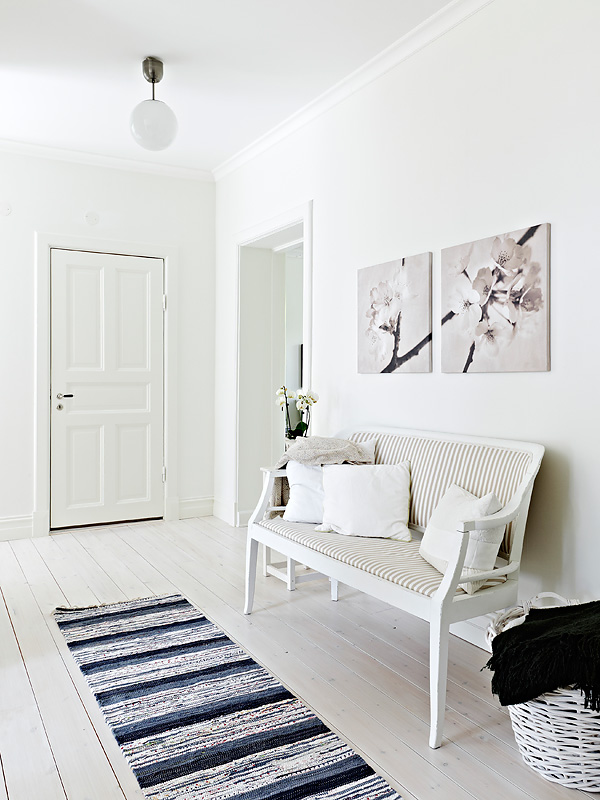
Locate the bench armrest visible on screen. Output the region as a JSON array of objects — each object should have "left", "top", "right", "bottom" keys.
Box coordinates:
[
  {"left": 458, "top": 469, "right": 539, "bottom": 533},
  {"left": 433, "top": 501, "right": 523, "bottom": 601},
  {"left": 457, "top": 502, "right": 520, "bottom": 533},
  {"left": 455, "top": 561, "right": 520, "bottom": 585},
  {"left": 260, "top": 467, "right": 287, "bottom": 477},
  {"left": 433, "top": 529, "right": 470, "bottom": 602},
  {"left": 433, "top": 528, "right": 521, "bottom": 604},
  {"left": 248, "top": 467, "right": 287, "bottom": 530}
]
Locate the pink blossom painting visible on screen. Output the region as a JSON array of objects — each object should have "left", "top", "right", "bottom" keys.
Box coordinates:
[
  {"left": 441, "top": 224, "right": 550, "bottom": 373},
  {"left": 358, "top": 252, "right": 432, "bottom": 374}
]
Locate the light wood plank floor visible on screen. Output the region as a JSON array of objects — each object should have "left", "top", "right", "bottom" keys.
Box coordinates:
[{"left": 0, "top": 517, "right": 590, "bottom": 800}]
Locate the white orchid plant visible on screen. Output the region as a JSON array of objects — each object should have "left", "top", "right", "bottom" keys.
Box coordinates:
[{"left": 276, "top": 386, "right": 319, "bottom": 439}]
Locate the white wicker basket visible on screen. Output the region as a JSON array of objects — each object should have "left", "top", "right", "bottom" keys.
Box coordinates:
[{"left": 488, "top": 593, "right": 600, "bottom": 792}]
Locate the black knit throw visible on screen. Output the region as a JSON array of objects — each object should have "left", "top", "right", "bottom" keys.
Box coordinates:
[{"left": 485, "top": 600, "right": 600, "bottom": 709}]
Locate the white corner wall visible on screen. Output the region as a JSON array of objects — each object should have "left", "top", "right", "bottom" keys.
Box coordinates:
[
  {"left": 0, "top": 152, "right": 215, "bottom": 537},
  {"left": 214, "top": 0, "right": 600, "bottom": 603}
]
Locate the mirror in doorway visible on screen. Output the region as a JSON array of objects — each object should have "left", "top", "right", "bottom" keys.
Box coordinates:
[{"left": 237, "top": 223, "right": 308, "bottom": 525}]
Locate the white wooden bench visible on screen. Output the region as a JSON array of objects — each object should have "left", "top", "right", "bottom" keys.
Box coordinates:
[{"left": 244, "top": 426, "right": 544, "bottom": 748}]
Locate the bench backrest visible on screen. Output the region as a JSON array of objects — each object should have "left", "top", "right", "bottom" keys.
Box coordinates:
[{"left": 347, "top": 428, "right": 543, "bottom": 559}]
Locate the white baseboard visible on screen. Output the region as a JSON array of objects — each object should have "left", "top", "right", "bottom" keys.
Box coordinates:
[
  {"left": 450, "top": 614, "right": 494, "bottom": 652},
  {"left": 0, "top": 515, "right": 34, "bottom": 541},
  {"left": 179, "top": 496, "right": 214, "bottom": 519},
  {"left": 212, "top": 497, "right": 236, "bottom": 526},
  {"left": 237, "top": 509, "right": 253, "bottom": 527},
  {"left": 2, "top": 499, "right": 215, "bottom": 540}
]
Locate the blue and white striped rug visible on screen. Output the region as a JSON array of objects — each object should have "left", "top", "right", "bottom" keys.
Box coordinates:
[{"left": 55, "top": 594, "right": 402, "bottom": 800}]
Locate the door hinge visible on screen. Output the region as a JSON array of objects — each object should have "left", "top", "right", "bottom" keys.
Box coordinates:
[
  {"left": 163, "top": 294, "right": 167, "bottom": 311},
  {"left": 162, "top": 466, "right": 167, "bottom": 483}
]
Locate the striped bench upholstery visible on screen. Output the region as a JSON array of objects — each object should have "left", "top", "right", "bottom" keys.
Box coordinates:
[
  {"left": 259, "top": 517, "right": 506, "bottom": 597},
  {"left": 349, "top": 431, "right": 532, "bottom": 556}
]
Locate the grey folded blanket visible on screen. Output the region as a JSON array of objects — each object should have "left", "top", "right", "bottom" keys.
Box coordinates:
[
  {"left": 275, "top": 436, "right": 375, "bottom": 469},
  {"left": 267, "top": 436, "right": 375, "bottom": 519}
]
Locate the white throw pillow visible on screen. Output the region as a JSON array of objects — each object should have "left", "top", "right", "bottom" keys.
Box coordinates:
[
  {"left": 419, "top": 483, "right": 505, "bottom": 594},
  {"left": 282, "top": 461, "right": 324, "bottom": 523},
  {"left": 319, "top": 462, "right": 411, "bottom": 541}
]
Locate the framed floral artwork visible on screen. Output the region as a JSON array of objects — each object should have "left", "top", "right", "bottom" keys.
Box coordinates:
[
  {"left": 358, "top": 252, "right": 432, "bottom": 374},
  {"left": 441, "top": 224, "right": 550, "bottom": 373}
]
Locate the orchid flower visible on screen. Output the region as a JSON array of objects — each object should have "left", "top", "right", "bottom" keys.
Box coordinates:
[{"left": 276, "top": 386, "right": 317, "bottom": 439}]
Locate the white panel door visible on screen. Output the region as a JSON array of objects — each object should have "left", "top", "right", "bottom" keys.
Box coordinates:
[{"left": 50, "top": 249, "right": 164, "bottom": 528}]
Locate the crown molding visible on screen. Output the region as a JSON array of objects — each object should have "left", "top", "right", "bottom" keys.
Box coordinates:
[
  {"left": 213, "top": 0, "right": 495, "bottom": 182},
  {"left": 0, "top": 138, "right": 214, "bottom": 182}
]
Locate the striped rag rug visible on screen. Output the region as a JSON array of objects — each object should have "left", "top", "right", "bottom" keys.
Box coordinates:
[{"left": 54, "top": 594, "right": 402, "bottom": 800}]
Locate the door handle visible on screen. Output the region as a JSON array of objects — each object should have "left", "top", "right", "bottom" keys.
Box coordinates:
[{"left": 57, "top": 393, "right": 74, "bottom": 399}]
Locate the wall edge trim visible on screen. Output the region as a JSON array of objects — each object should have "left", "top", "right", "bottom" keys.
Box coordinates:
[
  {"left": 179, "top": 497, "right": 214, "bottom": 519},
  {"left": 213, "top": 0, "right": 495, "bottom": 180},
  {"left": 0, "top": 138, "right": 214, "bottom": 182}
]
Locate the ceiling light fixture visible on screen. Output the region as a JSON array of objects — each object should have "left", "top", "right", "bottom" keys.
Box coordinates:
[{"left": 130, "top": 56, "right": 178, "bottom": 151}]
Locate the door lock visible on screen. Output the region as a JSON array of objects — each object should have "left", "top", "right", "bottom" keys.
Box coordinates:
[{"left": 56, "top": 403, "right": 64, "bottom": 411}]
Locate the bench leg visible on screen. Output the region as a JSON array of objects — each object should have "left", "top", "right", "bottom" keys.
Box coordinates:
[
  {"left": 262, "top": 545, "right": 271, "bottom": 577},
  {"left": 429, "top": 611, "right": 450, "bottom": 748},
  {"left": 330, "top": 578, "right": 339, "bottom": 601},
  {"left": 286, "top": 558, "right": 296, "bottom": 591},
  {"left": 244, "top": 536, "right": 259, "bottom": 615}
]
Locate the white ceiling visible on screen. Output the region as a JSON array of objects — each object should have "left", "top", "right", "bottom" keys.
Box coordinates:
[{"left": 1, "top": 0, "right": 455, "bottom": 176}]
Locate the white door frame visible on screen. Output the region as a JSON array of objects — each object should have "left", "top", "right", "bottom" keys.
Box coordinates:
[
  {"left": 234, "top": 201, "right": 313, "bottom": 526},
  {"left": 33, "top": 232, "right": 179, "bottom": 536}
]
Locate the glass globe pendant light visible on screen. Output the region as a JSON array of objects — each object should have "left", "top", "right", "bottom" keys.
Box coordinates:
[{"left": 130, "top": 57, "right": 178, "bottom": 151}]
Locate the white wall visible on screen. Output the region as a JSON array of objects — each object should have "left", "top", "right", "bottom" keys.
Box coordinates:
[
  {"left": 214, "top": 0, "right": 600, "bottom": 603},
  {"left": 0, "top": 151, "right": 215, "bottom": 535}
]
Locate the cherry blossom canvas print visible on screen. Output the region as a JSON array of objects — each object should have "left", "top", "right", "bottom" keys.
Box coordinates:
[
  {"left": 441, "top": 224, "right": 550, "bottom": 373},
  {"left": 358, "top": 252, "right": 432, "bottom": 374}
]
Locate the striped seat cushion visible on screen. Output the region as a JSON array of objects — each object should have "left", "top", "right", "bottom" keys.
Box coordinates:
[
  {"left": 349, "top": 432, "right": 532, "bottom": 556},
  {"left": 258, "top": 517, "right": 506, "bottom": 597}
]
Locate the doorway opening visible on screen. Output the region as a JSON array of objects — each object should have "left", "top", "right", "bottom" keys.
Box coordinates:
[{"left": 236, "top": 219, "right": 311, "bottom": 526}]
